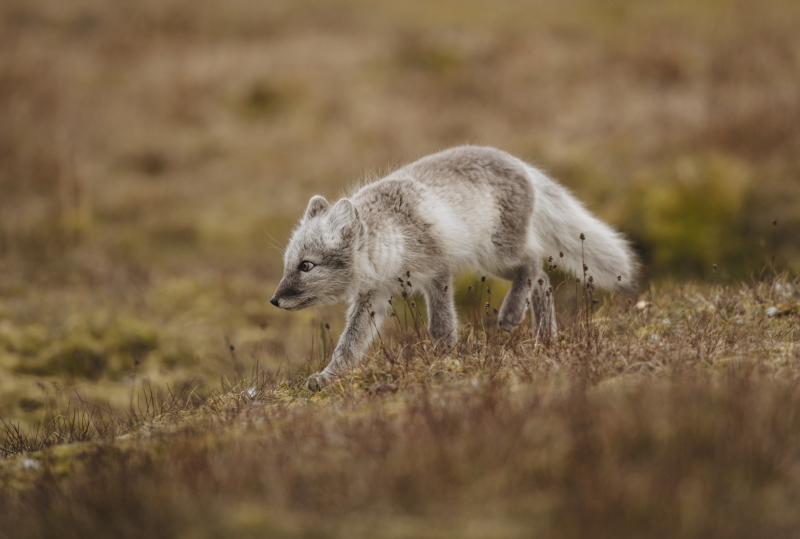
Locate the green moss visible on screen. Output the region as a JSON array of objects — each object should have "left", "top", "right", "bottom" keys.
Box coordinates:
[
  {"left": 18, "top": 397, "right": 44, "bottom": 412},
  {"left": 11, "top": 317, "right": 160, "bottom": 381},
  {"left": 0, "top": 322, "right": 48, "bottom": 357},
  {"left": 44, "top": 343, "right": 108, "bottom": 380},
  {"left": 105, "top": 319, "right": 159, "bottom": 361},
  {"left": 158, "top": 346, "right": 197, "bottom": 369},
  {"left": 624, "top": 154, "right": 753, "bottom": 277}
]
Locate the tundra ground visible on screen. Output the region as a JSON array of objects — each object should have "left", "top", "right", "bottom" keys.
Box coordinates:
[{"left": 2, "top": 275, "right": 800, "bottom": 538}]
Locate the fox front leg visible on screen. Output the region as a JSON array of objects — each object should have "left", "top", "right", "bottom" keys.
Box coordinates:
[{"left": 306, "top": 292, "right": 387, "bottom": 391}]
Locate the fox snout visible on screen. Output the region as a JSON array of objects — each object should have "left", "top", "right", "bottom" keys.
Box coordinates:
[
  {"left": 270, "top": 283, "right": 293, "bottom": 309},
  {"left": 270, "top": 277, "right": 308, "bottom": 310},
  {"left": 270, "top": 290, "right": 299, "bottom": 310}
]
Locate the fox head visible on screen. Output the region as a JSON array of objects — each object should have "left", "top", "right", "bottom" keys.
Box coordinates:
[{"left": 270, "top": 196, "right": 362, "bottom": 311}]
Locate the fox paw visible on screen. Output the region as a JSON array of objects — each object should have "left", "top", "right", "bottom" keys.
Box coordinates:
[
  {"left": 306, "top": 372, "right": 332, "bottom": 392},
  {"left": 497, "top": 316, "right": 521, "bottom": 333},
  {"left": 431, "top": 335, "right": 456, "bottom": 355},
  {"left": 497, "top": 308, "right": 525, "bottom": 333}
]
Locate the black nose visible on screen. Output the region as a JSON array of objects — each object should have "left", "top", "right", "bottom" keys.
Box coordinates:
[{"left": 270, "top": 296, "right": 280, "bottom": 307}]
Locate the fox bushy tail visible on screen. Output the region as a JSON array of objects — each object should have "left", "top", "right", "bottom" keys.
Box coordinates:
[{"left": 527, "top": 166, "right": 638, "bottom": 292}]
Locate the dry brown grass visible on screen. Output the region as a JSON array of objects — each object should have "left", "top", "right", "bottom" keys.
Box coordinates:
[{"left": 2, "top": 274, "right": 799, "bottom": 538}]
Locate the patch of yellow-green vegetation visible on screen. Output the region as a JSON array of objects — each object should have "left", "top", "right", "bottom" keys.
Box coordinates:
[
  {"left": 5, "top": 275, "right": 796, "bottom": 452},
  {"left": 13, "top": 316, "right": 156, "bottom": 380},
  {"left": 623, "top": 154, "right": 753, "bottom": 277},
  {"left": 0, "top": 274, "right": 341, "bottom": 429},
  {"left": 0, "top": 441, "right": 95, "bottom": 493}
]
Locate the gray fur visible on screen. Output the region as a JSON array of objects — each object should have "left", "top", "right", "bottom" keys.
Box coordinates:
[
  {"left": 304, "top": 195, "right": 330, "bottom": 221},
  {"left": 405, "top": 149, "right": 534, "bottom": 260},
  {"left": 424, "top": 273, "right": 457, "bottom": 352},
  {"left": 271, "top": 146, "right": 638, "bottom": 390},
  {"left": 497, "top": 263, "right": 537, "bottom": 333}
]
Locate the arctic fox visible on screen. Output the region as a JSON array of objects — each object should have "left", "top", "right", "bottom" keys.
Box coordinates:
[{"left": 270, "top": 146, "right": 637, "bottom": 390}]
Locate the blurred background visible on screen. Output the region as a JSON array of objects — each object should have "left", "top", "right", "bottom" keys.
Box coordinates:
[{"left": 1, "top": 0, "right": 799, "bottom": 424}]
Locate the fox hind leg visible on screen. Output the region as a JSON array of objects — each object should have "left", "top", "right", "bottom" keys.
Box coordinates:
[
  {"left": 498, "top": 264, "right": 537, "bottom": 332},
  {"left": 498, "top": 265, "right": 557, "bottom": 342},
  {"left": 424, "top": 273, "right": 457, "bottom": 353},
  {"left": 531, "top": 270, "right": 557, "bottom": 343}
]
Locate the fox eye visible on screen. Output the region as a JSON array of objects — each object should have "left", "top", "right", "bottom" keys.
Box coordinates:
[{"left": 299, "top": 261, "right": 316, "bottom": 272}]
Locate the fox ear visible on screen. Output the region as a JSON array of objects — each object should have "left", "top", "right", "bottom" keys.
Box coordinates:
[
  {"left": 328, "top": 198, "right": 361, "bottom": 242},
  {"left": 303, "top": 196, "right": 330, "bottom": 221}
]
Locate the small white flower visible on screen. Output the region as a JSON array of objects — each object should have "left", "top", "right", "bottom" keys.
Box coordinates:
[{"left": 766, "top": 306, "right": 779, "bottom": 317}]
